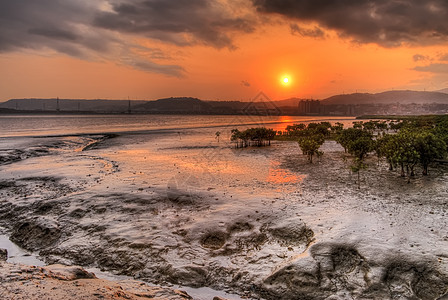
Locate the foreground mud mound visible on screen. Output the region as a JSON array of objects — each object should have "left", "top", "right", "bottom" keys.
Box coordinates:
[
  {"left": 260, "top": 243, "right": 448, "bottom": 299},
  {"left": 267, "top": 218, "right": 314, "bottom": 247},
  {"left": 0, "top": 261, "right": 192, "bottom": 300},
  {"left": 1, "top": 183, "right": 447, "bottom": 299}
]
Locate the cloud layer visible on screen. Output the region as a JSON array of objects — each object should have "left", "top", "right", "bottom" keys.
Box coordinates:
[
  {"left": 94, "top": 0, "right": 255, "bottom": 49},
  {"left": 290, "top": 23, "right": 325, "bottom": 38},
  {"left": 0, "top": 0, "right": 255, "bottom": 76},
  {"left": 414, "top": 63, "right": 448, "bottom": 74},
  {"left": 3, "top": 0, "right": 448, "bottom": 77},
  {"left": 252, "top": 0, "right": 448, "bottom": 46}
]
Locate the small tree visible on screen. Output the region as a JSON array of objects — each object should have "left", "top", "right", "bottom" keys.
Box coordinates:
[
  {"left": 376, "top": 134, "right": 395, "bottom": 169},
  {"left": 284, "top": 123, "right": 306, "bottom": 139},
  {"left": 336, "top": 128, "right": 371, "bottom": 153},
  {"left": 384, "top": 131, "right": 419, "bottom": 182},
  {"left": 344, "top": 130, "right": 375, "bottom": 189},
  {"left": 415, "top": 131, "right": 447, "bottom": 175},
  {"left": 362, "top": 121, "right": 376, "bottom": 133},
  {"left": 307, "top": 122, "right": 331, "bottom": 137},
  {"left": 215, "top": 131, "right": 221, "bottom": 142},
  {"left": 376, "top": 121, "right": 388, "bottom": 133},
  {"left": 230, "top": 129, "right": 244, "bottom": 148},
  {"left": 351, "top": 158, "right": 368, "bottom": 189},
  {"left": 266, "top": 128, "right": 276, "bottom": 145},
  {"left": 297, "top": 132, "right": 325, "bottom": 163},
  {"left": 353, "top": 121, "right": 363, "bottom": 129},
  {"left": 231, "top": 127, "right": 276, "bottom": 148},
  {"left": 330, "top": 122, "right": 344, "bottom": 135}
]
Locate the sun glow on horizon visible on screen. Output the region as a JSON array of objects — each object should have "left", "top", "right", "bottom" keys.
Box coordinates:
[{"left": 281, "top": 75, "right": 291, "bottom": 87}]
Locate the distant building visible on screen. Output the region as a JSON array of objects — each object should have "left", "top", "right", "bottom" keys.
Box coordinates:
[
  {"left": 298, "top": 100, "right": 321, "bottom": 115},
  {"left": 56, "top": 97, "right": 60, "bottom": 112}
]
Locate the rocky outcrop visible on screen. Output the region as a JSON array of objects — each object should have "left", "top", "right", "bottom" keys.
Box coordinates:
[{"left": 0, "top": 248, "right": 7, "bottom": 261}]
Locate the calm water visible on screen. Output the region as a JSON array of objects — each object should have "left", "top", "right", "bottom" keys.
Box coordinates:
[{"left": 0, "top": 114, "right": 355, "bottom": 138}]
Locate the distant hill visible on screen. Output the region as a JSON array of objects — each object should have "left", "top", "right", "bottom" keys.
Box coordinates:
[
  {"left": 2, "top": 89, "right": 448, "bottom": 116},
  {"left": 134, "top": 97, "right": 212, "bottom": 113},
  {"left": 273, "top": 97, "right": 304, "bottom": 107},
  {"left": 0, "top": 98, "right": 146, "bottom": 112},
  {"left": 0, "top": 107, "right": 18, "bottom": 113},
  {"left": 436, "top": 88, "right": 448, "bottom": 94},
  {"left": 322, "top": 90, "right": 448, "bottom": 105}
]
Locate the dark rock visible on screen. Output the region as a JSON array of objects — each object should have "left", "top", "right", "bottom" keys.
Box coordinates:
[
  {"left": 0, "top": 181, "right": 16, "bottom": 189},
  {"left": 0, "top": 248, "right": 7, "bottom": 261},
  {"left": 45, "top": 264, "right": 97, "bottom": 280}
]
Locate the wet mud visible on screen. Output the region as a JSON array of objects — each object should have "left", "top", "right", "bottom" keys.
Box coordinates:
[{"left": 0, "top": 131, "right": 447, "bottom": 299}]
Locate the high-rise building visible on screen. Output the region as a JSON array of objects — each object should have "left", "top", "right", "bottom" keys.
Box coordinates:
[{"left": 298, "top": 100, "right": 320, "bottom": 115}]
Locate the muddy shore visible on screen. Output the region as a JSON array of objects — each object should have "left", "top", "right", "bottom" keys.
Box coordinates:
[
  {"left": 0, "top": 260, "right": 194, "bottom": 300},
  {"left": 0, "top": 130, "right": 447, "bottom": 299}
]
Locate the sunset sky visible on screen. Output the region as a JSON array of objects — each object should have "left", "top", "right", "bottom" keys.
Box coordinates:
[{"left": 1, "top": 0, "right": 448, "bottom": 102}]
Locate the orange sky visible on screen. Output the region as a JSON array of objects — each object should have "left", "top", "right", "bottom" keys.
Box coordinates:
[{"left": 1, "top": 1, "right": 447, "bottom": 102}]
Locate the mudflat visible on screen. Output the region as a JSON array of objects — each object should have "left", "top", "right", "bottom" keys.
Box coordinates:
[{"left": 0, "top": 127, "right": 447, "bottom": 299}]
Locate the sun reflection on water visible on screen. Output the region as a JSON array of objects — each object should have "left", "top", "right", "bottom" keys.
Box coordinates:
[{"left": 266, "top": 167, "right": 305, "bottom": 185}]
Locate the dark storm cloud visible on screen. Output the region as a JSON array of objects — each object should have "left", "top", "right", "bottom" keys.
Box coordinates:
[
  {"left": 0, "top": 0, "right": 255, "bottom": 76},
  {"left": 252, "top": 0, "right": 448, "bottom": 46},
  {"left": 93, "top": 0, "right": 255, "bottom": 49},
  {"left": 290, "top": 23, "right": 325, "bottom": 38},
  {"left": 28, "top": 28, "right": 79, "bottom": 41},
  {"left": 0, "top": 0, "right": 88, "bottom": 52}
]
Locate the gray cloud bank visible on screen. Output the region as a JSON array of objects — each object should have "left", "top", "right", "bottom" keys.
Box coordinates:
[
  {"left": 290, "top": 23, "right": 325, "bottom": 38},
  {"left": 94, "top": 0, "right": 255, "bottom": 49},
  {"left": 414, "top": 63, "right": 448, "bottom": 74},
  {"left": 252, "top": 0, "right": 448, "bottom": 47},
  {"left": 2, "top": 0, "right": 448, "bottom": 76},
  {"left": 0, "top": 0, "right": 254, "bottom": 76}
]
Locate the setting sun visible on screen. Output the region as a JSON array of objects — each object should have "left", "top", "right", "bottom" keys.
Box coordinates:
[{"left": 281, "top": 75, "right": 291, "bottom": 86}]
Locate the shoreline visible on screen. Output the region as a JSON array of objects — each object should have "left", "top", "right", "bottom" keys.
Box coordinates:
[{"left": 0, "top": 114, "right": 355, "bottom": 139}]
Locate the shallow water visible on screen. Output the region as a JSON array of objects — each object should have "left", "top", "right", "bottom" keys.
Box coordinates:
[
  {"left": 0, "top": 114, "right": 355, "bottom": 137},
  {"left": 0, "top": 233, "right": 45, "bottom": 266}
]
